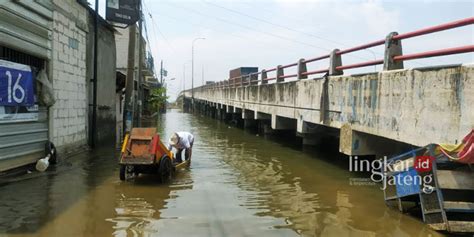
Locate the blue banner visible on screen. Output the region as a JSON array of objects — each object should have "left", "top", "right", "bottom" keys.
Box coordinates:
[
  {"left": 0, "top": 60, "right": 35, "bottom": 106},
  {"left": 395, "top": 168, "right": 421, "bottom": 197}
]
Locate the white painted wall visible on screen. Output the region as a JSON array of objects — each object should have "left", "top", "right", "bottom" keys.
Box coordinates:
[{"left": 50, "top": 0, "right": 88, "bottom": 148}]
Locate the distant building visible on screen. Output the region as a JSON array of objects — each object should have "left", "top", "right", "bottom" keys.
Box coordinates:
[{"left": 229, "top": 67, "right": 259, "bottom": 85}]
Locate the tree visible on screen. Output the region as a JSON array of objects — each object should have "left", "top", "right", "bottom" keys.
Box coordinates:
[{"left": 148, "top": 87, "right": 168, "bottom": 112}]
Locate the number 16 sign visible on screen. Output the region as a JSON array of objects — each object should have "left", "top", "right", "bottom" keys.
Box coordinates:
[{"left": 0, "top": 59, "right": 35, "bottom": 106}]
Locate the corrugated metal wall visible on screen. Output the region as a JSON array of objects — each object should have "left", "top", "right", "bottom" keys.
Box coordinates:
[
  {"left": 0, "top": 1, "right": 52, "bottom": 60},
  {"left": 0, "top": 108, "right": 49, "bottom": 172},
  {"left": 0, "top": 1, "right": 52, "bottom": 172}
]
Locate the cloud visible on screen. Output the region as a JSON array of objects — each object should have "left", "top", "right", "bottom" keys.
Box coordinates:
[{"left": 143, "top": 0, "right": 470, "bottom": 100}]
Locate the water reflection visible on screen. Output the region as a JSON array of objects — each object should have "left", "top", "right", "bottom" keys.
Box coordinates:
[
  {"left": 184, "top": 111, "right": 443, "bottom": 237},
  {"left": 106, "top": 170, "right": 194, "bottom": 237},
  {"left": 0, "top": 110, "right": 444, "bottom": 236}
]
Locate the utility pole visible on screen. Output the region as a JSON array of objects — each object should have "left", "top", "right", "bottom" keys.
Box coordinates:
[
  {"left": 160, "top": 60, "right": 165, "bottom": 112},
  {"left": 136, "top": 0, "right": 143, "bottom": 127},
  {"left": 89, "top": 0, "right": 99, "bottom": 148},
  {"left": 160, "top": 60, "right": 163, "bottom": 84},
  {"left": 191, "top": 43, "right": 194, "bottom": 106},
  {"left": 201, "top": 66, "right": 204, "bottom": 86},
  {"left": 182, "top": 64, "right": 185, "bottom": 92},
  {"left": 124, "top": 25, "right": 137, "bottom": 133}
]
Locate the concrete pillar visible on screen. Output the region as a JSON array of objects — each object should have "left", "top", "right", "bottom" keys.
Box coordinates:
[
  {"left": 226, "top": 105, "right": 233, "bottom": 113},
  {"left": 276, "top": 65, "right": 284, "bottom": 83},
  {"left": 383, "top": 32, "right": 403, "bottom": 70},
  {"left": 242, "top": 109, "right": 256, "bottom": 129},
  {"left": 340, "top": 123, "right": 409, "bottom": 157},
  {"left": 319, "top": 75, "right": 329, "bottom": 125},
  {"left": 297, "top": 58, "right": 307, "bottom": 80},
  {"left": 220, "top": 105, "right": 227, "bottom": 120},
  {"left": 297, "top": 119, "right": 316, "bottom": 134},
  {"left": 271, "top": 114, "right": 296, "bottom": 130},
  {"left": 250, "top": 73, "right": 258, "bottom": 85},
  {"left": 329, "top": 49, "right": 343, "bottom": 76},
  {"left": 297, "top": 120, "right": 323, "bottom": 146},
  {"left": 255, "top": 113, "right": 273, "bottom": 135},
  {"left": 339, "top": 123, "right": 381, "bottom": 156},
  {"left": 254, "top": 112, "right": 274, "bottom": 134},
  {"left": 261, "top": 69, "right": 268, "bottom": 85},
  {"left": 230, "top": 112, "right": 243, "bottom": 127}
]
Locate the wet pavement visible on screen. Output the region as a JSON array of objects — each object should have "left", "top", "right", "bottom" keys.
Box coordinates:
[{"left": 0, "top": 110, "right": 444, "bottom": 236}]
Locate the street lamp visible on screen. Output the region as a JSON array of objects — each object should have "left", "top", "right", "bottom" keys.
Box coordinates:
[
  {"left": 182, "top": 60, "right": 192, "bottom": 93},
  {"left": 192, "top": 37, "right": 205, "bottom": 111}
]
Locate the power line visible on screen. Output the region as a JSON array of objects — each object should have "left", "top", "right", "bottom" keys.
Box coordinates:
[
  {"left": 203, "top": 1, "right": 349, "bottom": 49},
  {"left": 162, "top": 1, "right": 334, "bottom": 53},
  {"left": 235, "top": 1, "right": 426, "bottom": 67},
  {"left": 143, "top": 0, "right": 177, "bottom": 54},
  {"left": 165, "top": 1, "right": 381, "bottom": 64},
  {"left": 202, "top": 0, "right": 385, "bottom": 61},
  {"left": 143, "top": 17, "right": 152, "bottom": 53},
  {"left": 150, "top": 10, "right": 305, "bottom": 55}
]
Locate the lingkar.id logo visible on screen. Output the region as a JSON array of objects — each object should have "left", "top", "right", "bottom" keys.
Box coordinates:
[{"left": 349, "top": 155, "right": 435, "bottom": 194}]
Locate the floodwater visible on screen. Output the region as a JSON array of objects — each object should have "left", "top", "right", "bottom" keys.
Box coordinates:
[{"left": 0, "top": 110, "right": 444, "bottom": 237}]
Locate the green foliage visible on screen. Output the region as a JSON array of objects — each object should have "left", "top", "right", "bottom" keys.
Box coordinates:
[{"left": 149, "top": 87, "right": 168, "bottom": 112}]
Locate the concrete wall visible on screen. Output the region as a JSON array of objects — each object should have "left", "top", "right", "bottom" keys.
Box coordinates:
[
  {"left": 188, "top": 65, "right": 474, "bottom": 152},
  {"left": 50, "top": 0, "right": 88, "bottom": 149},
  {"left": 115, "top": 27, "right": 140, "bottom": 73},
  {"left": 85, "top": 15, "right": 117, "bottom": 145}
]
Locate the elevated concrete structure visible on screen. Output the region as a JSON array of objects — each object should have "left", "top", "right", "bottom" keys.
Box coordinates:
[{"left": 184, "top": 65, "right": 474, "bottom": 156}]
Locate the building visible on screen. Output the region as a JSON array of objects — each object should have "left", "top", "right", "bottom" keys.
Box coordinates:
[
  {"left": 115, "top": 25, "right": 157, "bottom": 145},
  {"left": 0, "top": 0, "right": 117, "bottom": 172},
  {"left": 84, "top": 4, "right": 117, "bottom": 145}
]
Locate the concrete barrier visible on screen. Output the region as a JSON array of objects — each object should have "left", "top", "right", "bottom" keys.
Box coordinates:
[{"left": 185, "top": 64, "right": 474, "bottom": 156}]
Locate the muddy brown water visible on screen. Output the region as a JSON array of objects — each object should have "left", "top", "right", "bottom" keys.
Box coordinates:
[{"left": 0, "top": 110, "right": 444, "bottom": 236}]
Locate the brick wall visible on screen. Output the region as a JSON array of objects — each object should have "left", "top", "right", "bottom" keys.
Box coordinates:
[{"left": 50, "top": 0, "right": 88, "bottom": 148}]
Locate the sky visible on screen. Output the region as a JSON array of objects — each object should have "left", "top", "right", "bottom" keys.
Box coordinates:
[{"left": 88, "top": 0, "right": 474, "bottom": 101}]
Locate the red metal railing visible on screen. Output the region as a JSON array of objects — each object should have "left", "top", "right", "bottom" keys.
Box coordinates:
[
  {"left": 394, "top": 45, "right": 474, "bottom": 61},
  {"left": 337, "top": 40, "right": 386, "bottom": 55},
  {"left": 209, "top": 17, "right": 474, "bottom": 89},
  {"left": 336, "top": 59, "right": 384, "bottom": 71},
  {"left": 393, "top": 17, "right": 474, "bottom": 40}
]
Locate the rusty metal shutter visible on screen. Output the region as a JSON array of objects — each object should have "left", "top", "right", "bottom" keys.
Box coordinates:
[
  {"left": 0, "top": 1, "right": 52, "bottom": 60},
  {"left": 0, "top": 107, "right": 49, "bottom": 172},
  {"left": 0, "top": 1, "right": 52, "bottom": 172}
]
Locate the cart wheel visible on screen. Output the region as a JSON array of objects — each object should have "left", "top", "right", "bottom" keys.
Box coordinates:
[
  {"left": 158, "top": 155, "right": 172, "bottom": 183},
  {"left": 120, "top": 165, "right": 135, "bottom": 181},
  {"left": 119, "top": 165, "right": 126, "bottom": 181}
]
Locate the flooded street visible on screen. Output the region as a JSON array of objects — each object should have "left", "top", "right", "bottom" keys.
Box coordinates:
[{"left": 0, "top": 110, "right": 443, "bottom": 237}]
